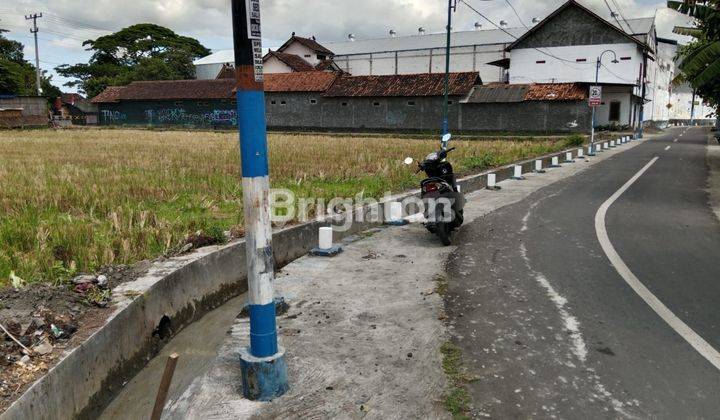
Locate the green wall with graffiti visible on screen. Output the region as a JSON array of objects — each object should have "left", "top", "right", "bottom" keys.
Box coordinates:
[{"left": 98, "top": 99, "right": 238, "bottom": 128}]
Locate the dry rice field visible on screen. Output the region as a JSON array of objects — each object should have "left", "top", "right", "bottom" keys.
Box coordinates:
[{"left": 0, "top": 129, "right": 578, "bottom": 286}]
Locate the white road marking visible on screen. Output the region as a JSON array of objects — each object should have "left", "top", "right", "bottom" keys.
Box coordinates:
[
  {"left": 665, "top": 146, "right": 671, "bottom": 151},
  {"left": 673, "top": 139, "right": 678, "bottom": 143},
  {"left": 595, "top": 157, "right": 720, "bottom": 371}
]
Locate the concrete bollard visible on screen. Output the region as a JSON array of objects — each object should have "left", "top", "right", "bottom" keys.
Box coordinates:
[
  {"left": 577, "top": 148, "right": 584, "bottom": 158},
  {"left": 603, "top": 142, "right": 609, "bottom": 150},
  {"left": 610, "top": 140, "right": 616, "bottom": 147},
  {"left": 587, "top": 145, "right": 597, "bottom": 156},
  {"left": 512, "top": 165, "right": 524, "bottom": 180},
  {"left": 550, "top": 156, "right": 561, "bottom": 167},
  {"left": 311, "top": 226, "right": 343, "bottom": 256},
  {"left": 486, "top": 173, "right": 501, "bottom": 190},
  {"left": 564, "top": 152, "right": 574, "bottom": 163},
  {"left": 385, "top": 201, "right": 408, "bottom": 226},
  {"left": 534, "top": 159, "right": 545, "bottom": 173}
]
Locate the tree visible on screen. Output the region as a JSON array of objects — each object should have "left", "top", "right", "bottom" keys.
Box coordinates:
[
  {"left": 56, "top": 24, "right": 211, "bottom": 98},
  {"left": 668, "top": 0, "right": 720, "bottom": 126},
  {"left": 0, "top": 29, "right": 61, "bottom": 98}
]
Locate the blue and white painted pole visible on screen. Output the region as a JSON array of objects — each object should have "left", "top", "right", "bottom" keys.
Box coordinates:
[{"left": 232, "top": 0, "right": 289, "bottom": 401}]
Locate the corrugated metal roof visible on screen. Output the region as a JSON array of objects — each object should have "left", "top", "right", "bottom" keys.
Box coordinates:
[
  {"left": 465, "top": 83, "right": 586, "bottom": 103},
  {"left": 327, "top": 27, "right": 527, "bottom": 56},
  {"left": 466, "top": 83, "right": 529, "bottom": 103},
  {"left": 194, "top": 49, "right": 235, "bottom": 66},
  {"left": 323, "top": 72, "right": 479, "bottom": 97}
]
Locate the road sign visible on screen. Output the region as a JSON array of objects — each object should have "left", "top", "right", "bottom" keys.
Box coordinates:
[{"left": 589, "top": 86, "right": 602, "bottom": 107}]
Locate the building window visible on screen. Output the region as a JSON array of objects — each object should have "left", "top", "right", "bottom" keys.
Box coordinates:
[
  {"left": 576, "top": 58, "right": 587, "bottom": 62},
  {"left": 317, "top": 55, "right": 326, "bottom": 60},
  {"left": 271, "top": 100, "right": 277, "bottom": 105},
  {"left": 280, "top": 100, "right": 287, "bottom": 105},
  {"left": 407, "top": 101, "right": 416, "bottom": 106},
  {"left": 620, "top": 57, "right": 631, "bottom": 61},
  {"left": 536, "top": 60, "right": 546, "bottom": 64},
  {"left": 341, "top": 102, "right": 348, "bottom": 107},
  {"left": 609, "top": 101, "right": 621, "bottom": 122},
  {"left": 373, "top": 102, "right": 381, "bottom": 107},
  {"left": 304, "top": 54, "right": 311, "bottom": 58},
  {"left": 448, "top": 100, "right": 454, "bottom": 105},
  {"left": 310, "top": 99, "right": 317, "bottom": 104}
]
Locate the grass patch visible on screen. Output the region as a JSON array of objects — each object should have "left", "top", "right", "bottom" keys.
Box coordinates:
[
  {"left": 0, "top": 129, "right": 573, "bottom": 287},
  {"left": 441, "top": 341, "right": 472, "bottom": 419}
]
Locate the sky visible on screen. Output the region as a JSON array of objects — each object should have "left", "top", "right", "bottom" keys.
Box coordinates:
[{"left": 0, "top": 0, "right": 695, "bottom": 94}]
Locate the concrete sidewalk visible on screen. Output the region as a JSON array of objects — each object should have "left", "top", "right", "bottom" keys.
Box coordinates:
[{"left": 150, "top": 137, "right": 648, "bottom": 419}]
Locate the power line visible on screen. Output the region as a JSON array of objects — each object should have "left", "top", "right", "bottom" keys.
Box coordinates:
[
  {"left": 458, "top": 0, "right": 591, "bottom": 69},
  {"left": 609, "top": 0, "right": 634, "bottom": 33},
  {"left": 602, "top": 0, "right": 632, "bottom": 34},
  {"left": 504, "top": 0, "right": 530, "bottom": 30}
]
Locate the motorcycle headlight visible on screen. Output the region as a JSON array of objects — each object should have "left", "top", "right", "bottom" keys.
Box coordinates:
[{"left": 425, "top": 152, "right": 438, "bottom": 161}]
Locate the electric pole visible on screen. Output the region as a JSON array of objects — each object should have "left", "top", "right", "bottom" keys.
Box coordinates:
[
  {"left": 231, "top": 0, "right": 289, "bottom": 401},
  {"left": 25, "top": 13, "right": 43, "bottom": 96}
]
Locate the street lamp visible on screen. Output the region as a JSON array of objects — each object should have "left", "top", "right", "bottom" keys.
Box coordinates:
[
  {"left": 441, "top": 0, "right": 457, "bottom": 136},
  {"left": 589, "top": 49, "right": 619, "bottom": 156}
]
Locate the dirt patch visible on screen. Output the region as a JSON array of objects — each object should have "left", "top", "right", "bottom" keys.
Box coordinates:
[{"left": 0, "top": 261, "right": 152, "bottom": 413}]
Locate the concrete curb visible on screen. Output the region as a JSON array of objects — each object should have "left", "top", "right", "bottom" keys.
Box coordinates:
[{"left": 0, "top": 136, "right": 647, "bottom": 420}]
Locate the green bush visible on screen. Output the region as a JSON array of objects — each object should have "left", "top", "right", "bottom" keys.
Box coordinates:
[{"left": 563, "top": 134, "right": 585, "bottom": 147}]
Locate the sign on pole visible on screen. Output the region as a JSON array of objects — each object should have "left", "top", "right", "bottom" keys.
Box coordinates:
[{"left": 589, "top": 86, "right": 602, "bottom": 107}]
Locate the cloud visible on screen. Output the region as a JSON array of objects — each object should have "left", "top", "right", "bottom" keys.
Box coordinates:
[{"left": 2, "top": 0, "right": 694, "bottom": 49}]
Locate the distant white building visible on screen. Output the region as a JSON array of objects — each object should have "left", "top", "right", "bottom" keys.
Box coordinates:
[
  {"left": 193, "top": 0, "right": 707, "bottom": 127},
  {"left": 325, "top": 27, "right": 525, "bottom": 84}
]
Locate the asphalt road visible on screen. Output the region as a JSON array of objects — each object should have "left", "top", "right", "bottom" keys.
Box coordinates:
[{"left": 445, "top": 127, "right": 720, "bottom": 418}]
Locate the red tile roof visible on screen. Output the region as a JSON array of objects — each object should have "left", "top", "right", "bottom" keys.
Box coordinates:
[
  {"left": 264, "top": 72, "right": 339, "bottom": 92},
  {"left": 323, "top": 72, "right": 479, "bottom": 97},
  {"left": 90, "top": 86, "right": 125, "bottom": 104},
  {"left": 278, "top": 36, "right": 334, "bottom": 56},
  {"left": 61, "top": 93, "right": 85, "bottom": 105},
  {"left": 91, "top": 72, "right": 343, "bottom": 102},
  {"left": 524, "top": 83, "right": 586, "bottom": 101},
  {"left": 266, "top": 51, "right": 315, "bottom": 72}
]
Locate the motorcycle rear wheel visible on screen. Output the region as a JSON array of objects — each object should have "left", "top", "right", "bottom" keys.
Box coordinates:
[{"left": 436, "top": 221, "right": 452, "bottom": 246}]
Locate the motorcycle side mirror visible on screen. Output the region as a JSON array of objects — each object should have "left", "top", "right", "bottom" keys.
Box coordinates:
[
  {"left": 403, "top": 157, "right": 414, "bottom": 165},
  {"left": 441, "top": 133, "right": 452, "bottom": 149}
]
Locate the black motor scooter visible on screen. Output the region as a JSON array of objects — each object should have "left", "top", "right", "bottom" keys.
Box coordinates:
[{"left": 404, "top": 134, "right": 465, "bottom": 245}]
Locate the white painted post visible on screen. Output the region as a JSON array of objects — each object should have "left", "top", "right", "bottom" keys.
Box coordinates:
[
  {"left": 535, "top": 159, "right": 543, "bottom": 172},
  {"left": 551, "top": 156, "right": 560, "bottom": 167},
  {"left": 487, "top": 173, "right": 497, "bottom": 189},
  {"left": 610, "top": 140, "right": 616, "bottom": 147},
  {"left": 603, "top": 142, "right": 609, "bottom": 149},
  {"left": 387, "top": 201, "right": 403, "bottom": 223},
  {"left": 565, "top": 152, "right": 574, "bottom": 162},
  {"left": 318, "top": 227, "right": 333, "bottom": 250},
  {"left": 513, "top": 165, "right": 523, "bottom": 180},
  {"left": 577, "top": 148, "right": 584, "bottom": 158}
]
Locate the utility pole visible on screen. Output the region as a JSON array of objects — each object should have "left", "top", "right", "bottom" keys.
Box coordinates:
[
  {"left": 589, "top": 50, "right": 619, "bottom": 155},
  {"left": 637, "top": 53, "right": 648, "bottom": 138},
  {"left": 25, "top": 13, "right": 43, "bottom": 96},
  {"left": 441, "top": 0, "right": 457, "bottom": 135},
  {"left": 690, "top": 88, "right": 696, "bottom": 126},
  {"left": 231, "top": 0, "right": 289, "bottom": 401}
]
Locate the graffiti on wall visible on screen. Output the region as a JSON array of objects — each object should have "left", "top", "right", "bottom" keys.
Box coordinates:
[
  {"left": 144, "top": 108, "right": 237, "bottom": 126},
  {"left": 101, "top": 110, "right": 127, "bottom": 123}
]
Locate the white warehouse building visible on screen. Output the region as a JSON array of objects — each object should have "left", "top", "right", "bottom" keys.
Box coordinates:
[{"left": 193, "top": 0, "right": 711, "bottom": 127}]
